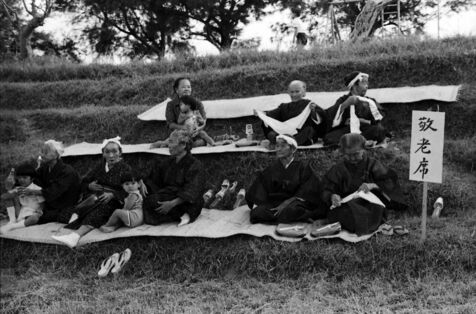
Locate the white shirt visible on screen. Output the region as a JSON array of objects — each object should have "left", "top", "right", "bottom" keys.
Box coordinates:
[
  {"left": 17, "top": 183, "right": 45, "bottom": 211},
  {"left": 291, "top": 17, "right": 306, "bottom": 33}
]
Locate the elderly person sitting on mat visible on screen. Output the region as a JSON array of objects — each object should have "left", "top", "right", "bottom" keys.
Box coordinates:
[
  {"left": 260, "top": 80, "right": 327, "bottom": 146},
  {"left": 143, "top": 130, "right": 205, "bottom": 226},
  {"left": 324, "top": 71, "right": 390, "bottom": 146},
  {"left": 52, "top": 137, "right": 133, "bottom": 248},
  {"left": 321, "top": 133, "right": 407, "bottom": 235},
  {"left": 34, "top": 140, "right": 81, "bottom": 225},
  {"left": 246, "top": 134, "right": 325, "bottom": 224}
]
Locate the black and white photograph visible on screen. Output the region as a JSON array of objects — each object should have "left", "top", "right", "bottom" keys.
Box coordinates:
[{"left": 0, "top": 0, "right": 475, "bottom": 312}]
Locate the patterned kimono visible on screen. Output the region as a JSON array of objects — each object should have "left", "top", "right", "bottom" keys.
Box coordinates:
[
  {"left": 324, "top": 94, "right": 388, "bottom": 145},
  {"left": 64, "top": 159, "right": 131, "bottom": 229},
  {"left": 36, "top": 159, "right": 81, "bottom": 224},
  {"left": 143, "top": 153, "right": 205, "bottom": 224},
  {"left": 322, "top": 155, "right": 406, "bottom": 235},
  {"left": 246, "top": 159, "right": 325, "bottom": 224},
  {"left": 262, "top": 99, "right": 328, "bottom": 145}
]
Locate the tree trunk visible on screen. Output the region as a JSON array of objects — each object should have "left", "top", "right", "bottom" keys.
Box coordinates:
[{"left": 19, "top": 16, "right": 43, "bottom": 60}]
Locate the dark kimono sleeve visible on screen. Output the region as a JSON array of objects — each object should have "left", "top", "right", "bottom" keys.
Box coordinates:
[
  {"left": 80, "top": 162, "right": 103, "bottom": 193},
  {"left": 321, "top": 165, "right": 343, "bottom": 207},
  {"left": 245, "top": 171, "right": 269, "bottom": 208},
  {"left": 37, "top": 166, "right": 80, "bottom": 204},
  {"left": 145, "top": 159, "right": 165, "bottom": 193},
  {"left": 325, "top": 95, "right": 349, "bottom": 129},
  {"left": 295, "top": 163, "right": 324, "bottom": 206},
  {"left": 177, "top": 160, "right": 204, "bottom": 204},
  {"left": 265, "top": 103, "right": 283, "bottom": 120},
  {"left": 369, "top": 159, "right": 406, "bottom": 206},
  {"left": 165, "top": 99, "right": 178, "bottom": 128}
]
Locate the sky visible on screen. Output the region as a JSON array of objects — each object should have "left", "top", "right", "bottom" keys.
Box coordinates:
[{"left": 38, "top": 4, "right": 476, "bottom": 61}]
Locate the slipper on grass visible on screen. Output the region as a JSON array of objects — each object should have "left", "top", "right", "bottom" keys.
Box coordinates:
[
  {"left": 111, "top": 248, "right": 132, "bottom": 274},
  {"left": 393, "top": 225, "right": 409, "bottom": 236},
  {"left": 310, "top": 222, "right": 341, "bottom": 238},
  {"left": 98, "top": 253, "right": 119, "bottom": 278},
  {"left": 378, "top": 223, "right": 394, "bottom": 236},
  {"left": 276, "top": 223, "right": 309, "bottom": 238}
]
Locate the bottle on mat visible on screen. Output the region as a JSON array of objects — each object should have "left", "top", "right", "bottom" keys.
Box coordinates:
[
  {"left": 229, "top": 181, "right": 238, "bottom": 193},
  {"left": 233, "top": 188, "right": 246, "bottom": 209},
  {"left": 245, "top": 124, "right": 253, "bottom": 141},
  {"left": 203, "top": 189, "right": 215, "bottom": 208},
  {"left": 210, "top": 179, "right": 230, "bottom": 208},
  {"left": 5, "top": 168, "right": 15, "bottom": 190}
]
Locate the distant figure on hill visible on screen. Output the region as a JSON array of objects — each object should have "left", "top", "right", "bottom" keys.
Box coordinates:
[
  {"left": 164, "top": 77, "right": 208, "bottom": 147},
  {"left": 51, "top": 137, "right": 132, "bottom": 248},
  {"left": 291, "top": 7, "right": 307, "bottom": 49},
  {"left": 322, "top": 133, "right": 407, "bottom": 235},
  {"left": 246, "top": 134, "right": 325, "bottom": 224},
  {"left": 324, "top": 71, "right": 390, "bottom": 146},
  {"left": 143, "top": 130, "right": 205, "bottom": 227},
  {"left": 257, "top": 80, "right": 327, "bottom": 146},
  {"left": 151, "top": 95, "right": 215, "bottom": 148}
]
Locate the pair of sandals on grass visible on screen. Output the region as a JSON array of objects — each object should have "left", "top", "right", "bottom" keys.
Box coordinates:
[
  {"left": 276, "top": 221, "right": 409, "bottom": 238},
  {"left": 98, "top": 248, "right": 132, "bottom": 278}
]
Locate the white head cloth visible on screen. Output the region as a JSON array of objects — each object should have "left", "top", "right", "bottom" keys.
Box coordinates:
[
  {"left": 276, "top": 134, "right": 298, "bottom": 148},
  {"left": 347, "top": 72, "right": 369, "bottom": 90},
  {"left": 44, "top": 139, "right": 65, "bottom": 157},
  {"left": 101, "top": 136, "right": 122, "bottom": 150}
]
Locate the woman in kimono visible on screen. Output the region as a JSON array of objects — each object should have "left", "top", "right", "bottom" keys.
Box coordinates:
[
  {"left": 246, "top": 134, "right": 325, "bottom": 224},
  {"left": 322, "top": 133, "right": 407, "bottom": 235},
  {"left": 52, "top": 137, "right": 131, "bottom": 248},
  {"left": 34, "top": 140, "right": 81, "bottom": 224},
  {"left": 324, "top": 71, "right": 389, "bottom": 146},
  {"left": 143, "top": 130, "right": 205, "bottom": 225}
]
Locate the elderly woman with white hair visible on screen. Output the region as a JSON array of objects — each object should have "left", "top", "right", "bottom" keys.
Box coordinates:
[
  {"left": 31, "top": 140, "right": 81, "bottom": 224},
  {"left": 246, "top": 134, "right": 325, "bottom": 224},
  {"left": 322, "top": 133, "right": 407, "bottom": 235},
  {"left": 52, "top": 137, "right": 132, "bottom": 248},
  {"left": 143, "top": 130, "right": 205, "bottom": 225}
]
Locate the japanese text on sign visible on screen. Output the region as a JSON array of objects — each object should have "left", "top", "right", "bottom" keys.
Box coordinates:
[{"left": 409, "top": 111, "right": 445, "bottom": 183}]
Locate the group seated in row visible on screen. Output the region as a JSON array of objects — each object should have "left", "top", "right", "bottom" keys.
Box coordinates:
[
  {"left": 0, "top": 131, "right": 406, "bottom": 248},
  {"left": 151, "top": 71, "right": 390, "bottom": 149}
]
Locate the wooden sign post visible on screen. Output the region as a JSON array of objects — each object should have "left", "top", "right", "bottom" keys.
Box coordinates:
[{"left": 409, "top": 111, "right": 445, "bottom": 243}]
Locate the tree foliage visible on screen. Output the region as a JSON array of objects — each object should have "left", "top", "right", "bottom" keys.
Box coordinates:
[
  {"left": 279, "top": 0, "right": 475, "bottom": 40},
  {"left": 76, "top": 0, "right": 278, "bottom": 59}
]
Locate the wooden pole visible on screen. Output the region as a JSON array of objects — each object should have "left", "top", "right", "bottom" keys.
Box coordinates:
[{"left": 420, "top": 182, "right": 428, "bottom": 243}]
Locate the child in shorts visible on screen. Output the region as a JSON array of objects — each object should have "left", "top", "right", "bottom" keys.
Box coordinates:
[
  {"left": 99, "top": 172, "right": 144, "bottom": 233},
  {"left": 0, "top": 163, "right": 44, "bottom": 234}
]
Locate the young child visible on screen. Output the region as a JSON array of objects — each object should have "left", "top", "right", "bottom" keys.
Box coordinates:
[
  {"left": 99, "top": 172, "right": 144, "bottom": 233},
  {"left": 151, "top": 95, "right": 215, "bottom": 148},
  {"left": 0, "top": 163, "right": 44, "bottom": 234}
]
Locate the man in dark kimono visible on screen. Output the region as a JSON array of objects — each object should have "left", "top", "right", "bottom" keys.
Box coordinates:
[
  {"left": 247, "top": 134, "right": 325, "bottom": 224},
  {"left": 35, "top": 140, "right": 81, "bottom": 224},
  {"left": 143, "top": 130, "right": 205, "bottom": 225},
  {"left": 261, "top": 80, "right": 327, "bottom": 146},
  {"left": 322, "top": 133, "right": 407, "bottom": 235},
  {"left": 324, "top": 72, "right": 389, "bottom": 146}
]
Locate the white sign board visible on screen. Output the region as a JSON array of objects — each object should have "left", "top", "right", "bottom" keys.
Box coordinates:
[{"left": 409, "top": 111, "right": 445, "bottom": 184}]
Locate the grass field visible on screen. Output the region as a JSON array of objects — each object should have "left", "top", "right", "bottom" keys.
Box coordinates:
[{"left": 1, "top": 36, "right": 475, "bottom": 313}]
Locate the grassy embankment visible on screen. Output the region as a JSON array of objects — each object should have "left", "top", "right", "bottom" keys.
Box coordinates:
[{"left": 0, "top": 36, "right": 475, "bottom": 313}]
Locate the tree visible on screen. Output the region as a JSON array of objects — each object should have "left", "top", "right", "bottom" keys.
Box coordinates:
[
  {"left": 1, "top": 0, "right": 54, "bottom": 59},
  {"left": 279, "top": 0, "right": 475, "bottom": 41},
  {"left": 177, "top": 0, "right": 277, "bottom": 51},
  {"left": 77, "top": 0, "right": 190, "bottom": 59}
]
